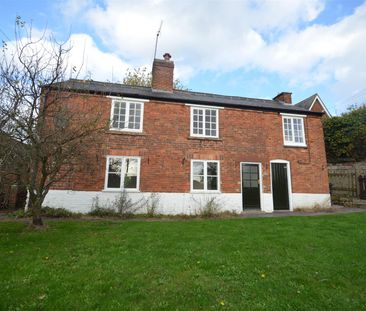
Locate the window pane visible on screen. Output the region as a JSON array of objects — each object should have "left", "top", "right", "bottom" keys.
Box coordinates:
[
  {"left": 125, "top": 102, "right": 142, "bottom": 130},
  {"left": 250, "top": 180, "right": 258, "bottom": 188},
  {"left": 207, "top": 162, "right": 218, "bottom": 176},
  {"left": 107, "top": 158, "right": 122, "bottom": 188},
  {"left": 124, "top": 158, "right": 138, "bottom": 189},
  {"left": 193, "top": 162, "right": 204, "bottom": 175},
  {"left": 293, "top": 118, "right": 304, "bottom": 143},
  {"left": 207, "top": 176, "right": 218, "bottom": 190},
  {"left": 192, "top": 108, "right": 218, "bottom": 137},
  {"left": 108, "top": 158, "right": 122, "bottom": 173},
  {"left": 124, "top": 176, "right": 137, "bottom": 188},
  {"left": 284, "top": 118, "right": 293, "bottom": 142},
  {"left": 243, "top": 165, "right": 251, "bottom": 173},
  {"left": 112, "top": 101, "right": 126, "bottom": 129},
  {"left": 193, "top": 176, "right": 204, "bottom": 190},
  {"left": 107, "top": 173, "right": 121, "bottom": 188}
]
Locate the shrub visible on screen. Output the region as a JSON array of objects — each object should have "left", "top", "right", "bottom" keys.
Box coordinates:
[
  {"left": 194, "top": 196, "right": 222, "bottom": 217},
  {"left": 40, "top": 206, "right": 82, "bottom": 218},
  {"left": 146, "top": 193, "right": 160, "bottom": 217},
  {"left": 12, "top": 206, "right": 81, "bottom": 218},
  {"left": 13, "top": 208, "right": 31, "bottom": 218},
  {"left": 89, "top": 195, "right": 118, "bottom": 217},
  {"left": 112, "top": 190, "right": 146, "bottom": 217},
  {"left": 88, "top": 206, "right": 118, "bottom": 217},
  {"left": 89, "top": 191, "right": 145, "bottom": 218}
]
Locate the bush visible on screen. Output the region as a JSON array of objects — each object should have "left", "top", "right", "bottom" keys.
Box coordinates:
[
  {"left": 89, "top": 191, "right": 145, "bottom": 218},
  {"left": 113, "top": 190, "right": 143, "bottom": 216},
  {"left": 12, "top": 206, "right": 81, "bottom": 218},
  {"left": 194, "top": 196, "right": 222, "bottom": 217},
  {"left": 40, "top": 206, "right": 82, "bottom": 218},
  {"left": 146, "top": 193, "right": 160, "bottom": 217},
  {"left": 88, "top": 206, "right": 119, "bottom": 217},
  {"left": 12, "top": 208, "right": 31, "bottom": 218}
]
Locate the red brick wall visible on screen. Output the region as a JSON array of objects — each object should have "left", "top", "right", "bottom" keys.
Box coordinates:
[
  {"left": 51, "top": 93, "right": 329, "bottom": 194},
  {"left": 273, "top": 92, "right": 292, "bottom": 104},
  {"left": 152, "top": 59, "right": 174, "bottom": 92}
]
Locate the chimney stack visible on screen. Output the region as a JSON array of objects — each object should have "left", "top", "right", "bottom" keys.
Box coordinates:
[
  {"left": 152, "top": 53, "right": 174, "bottom": 92},
  {"left": 273, "top": 92, "right": 292, "bottom": 104}
]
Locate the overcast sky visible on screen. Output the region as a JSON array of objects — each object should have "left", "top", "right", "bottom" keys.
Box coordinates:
[{"left": 1, "top": 0, "right": 366, "bottom": 114}]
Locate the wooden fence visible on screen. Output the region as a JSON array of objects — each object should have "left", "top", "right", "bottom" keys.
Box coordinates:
[{"left": 328, "top": 169, "right": 357, "bottom": 198}]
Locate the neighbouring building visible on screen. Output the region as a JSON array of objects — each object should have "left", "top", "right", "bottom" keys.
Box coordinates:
[{"left": 43, "top": 53, "right": 331, "bottom": 214}]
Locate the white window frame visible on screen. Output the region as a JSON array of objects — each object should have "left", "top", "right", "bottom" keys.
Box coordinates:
[
  {"left": 104, "top": 156, "right": 141, "bottom": 192},
  {"left": 190, "top": 160, "right": 220, "bottom": 193},
  {"left": 109, "top": 97, "right": 146, "bottom": 133},
  {"left": 281, "top": 114, "right": 307, "bottom": 147},
  {"left": 190, "top": 106, "right": 219, "bottom": 138}
]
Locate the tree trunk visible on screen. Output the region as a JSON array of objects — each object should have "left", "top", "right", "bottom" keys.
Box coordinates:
[
  {"left": 32, "top": 214, "right": 43, "bottom": 226},
  {"left": 30, "top": 198, "right": 43, "bottom": 226}
]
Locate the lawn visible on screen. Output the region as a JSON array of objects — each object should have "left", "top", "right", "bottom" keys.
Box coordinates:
[{"left": 1, "top": 213, "right": 365, "bottom": 310}]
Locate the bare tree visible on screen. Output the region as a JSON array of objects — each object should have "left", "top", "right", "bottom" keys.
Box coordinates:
[{"left": 0, "top": 17, "right": 106, "bottom": 226}]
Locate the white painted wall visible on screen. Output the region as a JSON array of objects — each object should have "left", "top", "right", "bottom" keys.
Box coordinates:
[
  {"left": 292, "top": 193, "right": 331, "bottom": 209},
  {"left": 43, "top": 190, "right": 331, "bottom": 214}
]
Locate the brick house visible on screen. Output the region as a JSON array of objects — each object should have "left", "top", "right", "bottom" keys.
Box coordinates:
[{"left": 43, "top": 54, "right": 330, "bottom": 214}]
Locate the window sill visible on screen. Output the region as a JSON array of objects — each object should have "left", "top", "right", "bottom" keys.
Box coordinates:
[
  {"left": 190, "top": 191, "right": 221, "bottom": 194},
  {"left": 284, "top": 144, "right": 307, "bottom": 148},
  {"left": 188, "top": 136, "right": 222, "bottom": 141},
  {"left": 102, "top": 189, "right": 140, "bottom": 193},
  {"left": 106, "top": 130, "right": 146, "bottom": 136}
]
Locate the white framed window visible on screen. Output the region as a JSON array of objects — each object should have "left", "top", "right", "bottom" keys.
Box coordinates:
[
  {"left": 282, "top": 115, "right": 306, "bottom": 147},
  {"left": 191, "top": 160, "right": 220, "bottom": 192},
  {"left": 190, "top": 107, "right": 219, "bottom": 138},
  {"left": 110, "top": 98, "right": 145, "bottom": 132},
  {"left": 104, "top": 156, "right": 140, "bottom": 191}
]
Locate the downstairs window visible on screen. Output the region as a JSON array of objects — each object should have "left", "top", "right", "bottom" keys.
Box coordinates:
[{"left": 105, "top": 156, "right": 140, "bottom": 191}]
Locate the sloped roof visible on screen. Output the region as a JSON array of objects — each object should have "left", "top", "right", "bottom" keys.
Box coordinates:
[
  {"left": 52, "top": 79, "right": 323, "bottom": 116},
  {"left": 295, "top": 93, "right": 331, "bottom": 117},
  {"left": 295, "top": 94, "right": 318, "bottom": 110}
]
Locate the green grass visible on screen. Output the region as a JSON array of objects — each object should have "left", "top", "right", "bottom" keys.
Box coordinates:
[{"left": 1, "top": 213, "right": 366, "bottom": 310}]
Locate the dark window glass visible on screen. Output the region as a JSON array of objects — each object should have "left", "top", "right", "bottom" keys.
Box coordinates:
[
  {"left": 193, "top": 176, "right": 204, "bottom": 189},
  {"left": 207, "top": 162, "right": 218, "bottom": 175},
  {"left": 207, "top": 176, "right": 218, "bottom": 190},
  {"left": 107, "top": 174, "right": 121, "bottom": 188}
]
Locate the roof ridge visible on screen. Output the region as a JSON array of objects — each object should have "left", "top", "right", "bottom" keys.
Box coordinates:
[
  {"left": 66, "top": 78, "right": 152, "bottom": 90},
  {"left": 174, "top": 89, "right": 276, "bottom": 103},
  {"left": 66, "top": 79, "right": 277, "bottom": 103}
]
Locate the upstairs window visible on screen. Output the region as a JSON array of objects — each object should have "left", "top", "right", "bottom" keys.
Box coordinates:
[
  {"left": 190, "top": 107, "right": 219, "bottom": 138},
  {"left": 282, "top": 115, "right": 306, "bottom": 147},
  {"left": 110, "top": 98, "right": 144, "bottom": 132},
  {"left": 105, "top": 156, "right": 140, "bottom": 191},
  {"left": 191, "top": 160, "right": 220, "bottom": 192}
]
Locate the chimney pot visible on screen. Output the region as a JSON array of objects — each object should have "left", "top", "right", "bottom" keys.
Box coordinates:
[{"left": 163, "top": 53, "right": 172, "bottom": 61}]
